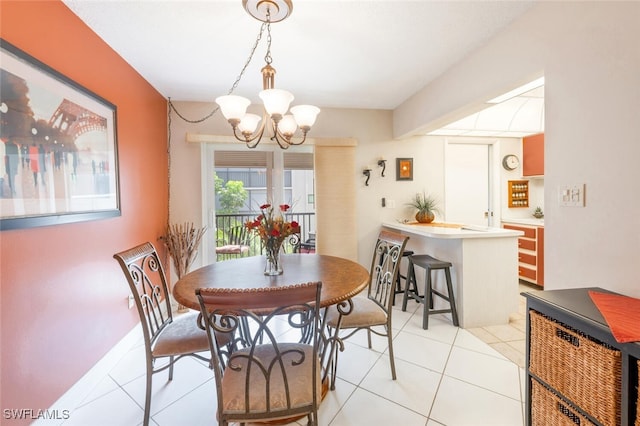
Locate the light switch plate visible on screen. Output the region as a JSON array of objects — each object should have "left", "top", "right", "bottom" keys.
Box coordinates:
[{"left": 558, "top": 184, "right": 585, "bottom": 207}]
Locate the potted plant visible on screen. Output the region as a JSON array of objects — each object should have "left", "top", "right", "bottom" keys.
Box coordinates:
[
  {"left": 533, "top": 206, "right": 544, "bottom": 219},
  {"left": 407, "top": 192, "right": 440, "bottom": 223}
]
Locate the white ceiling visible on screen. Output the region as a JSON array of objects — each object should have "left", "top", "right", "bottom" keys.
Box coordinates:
[
  {"left": 429, "top": 85, "right": 545, "bottom": 138},
  {"left": 62, "top": 0, "right": 541, "bottom": 135}
]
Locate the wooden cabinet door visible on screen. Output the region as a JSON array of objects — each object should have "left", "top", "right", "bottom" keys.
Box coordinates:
[
  {"left": 523, "top": 133, "right": 544, "bottom": 176},
  {"left": 537, "top": 226, "right": 544, "bottom": 286},
  {"left": 503, "top": 224, "right": 536, "bottom": 238}
]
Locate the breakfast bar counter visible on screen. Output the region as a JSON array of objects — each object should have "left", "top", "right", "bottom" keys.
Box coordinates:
[{"left": 383, "top": 221, "right": 523, "bottom": 328}]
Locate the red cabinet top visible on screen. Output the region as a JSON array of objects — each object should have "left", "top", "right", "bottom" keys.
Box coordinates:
[{"left": 523, "top": 133, "right": 544, "bottom": 176}]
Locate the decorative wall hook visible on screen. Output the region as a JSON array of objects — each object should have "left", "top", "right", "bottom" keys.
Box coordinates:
[
  {"left": 377, "top": 159, "right": 386, "bottom": 177},
  {"left": 363, "top": 168, "right": 372, "bottom": 186}
]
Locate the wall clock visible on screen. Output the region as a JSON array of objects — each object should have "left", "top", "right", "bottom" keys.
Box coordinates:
[{"left": 502, "top": 154, "right": 520, "bottom": 171}]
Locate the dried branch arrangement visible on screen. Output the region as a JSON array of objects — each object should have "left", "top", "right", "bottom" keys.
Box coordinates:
[{"left": 162, "top": 222, "right": 207, "bottom": 280}]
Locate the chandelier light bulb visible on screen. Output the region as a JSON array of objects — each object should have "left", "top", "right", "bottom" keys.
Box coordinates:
[
  {"left": 238, "top": 113, "right": 262, "bottom": 134},
  {"left": 216, "top": 95, "right": 251, "bottom": 122},
  {"left": 290, "top": 105, "right": 320, "bottom": 130},
  {"left": 278, "top": 114, "right": 298, "bottom": 136},
  {"left": 259, "top": 89, "right": 294, "bottom": 117}
]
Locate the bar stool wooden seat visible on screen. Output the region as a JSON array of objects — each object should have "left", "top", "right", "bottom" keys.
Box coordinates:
[
  {"left": 402, "top": 254, "right": 459, "bottom": 329},
  {"left": 393, "top": 250, "right": 414, "bottom": 305}
]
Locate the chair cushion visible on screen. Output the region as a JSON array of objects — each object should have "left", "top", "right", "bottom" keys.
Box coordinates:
[
  {"left": 325, "top": 295, "right": 387, "bottom": 329},
  {"left": 152, "top": 312, "right": 209, "bottom": 357},
  {"left": 216, "top": 245, "right": 250, "bottom": 255},
  {"left": 221, "top": 343, "right": 320, "bottom": 416}
]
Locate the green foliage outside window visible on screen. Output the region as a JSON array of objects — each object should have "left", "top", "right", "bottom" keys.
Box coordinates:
[{"left": 214, "top": 173, "right": 248, "bottom": 214}]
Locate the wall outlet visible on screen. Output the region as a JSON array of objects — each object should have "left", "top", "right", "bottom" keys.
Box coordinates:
[{"left": 128, "top": 294, "right": 135, "bottom": 309}]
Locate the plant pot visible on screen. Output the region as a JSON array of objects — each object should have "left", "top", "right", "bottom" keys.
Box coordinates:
[{"left": 415, "top": 211, "right": 435, "bottom": 224}]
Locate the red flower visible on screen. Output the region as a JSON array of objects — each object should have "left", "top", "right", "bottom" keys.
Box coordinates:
[{"left": 245, "top": 201, "right": 299, "bottom": 250}]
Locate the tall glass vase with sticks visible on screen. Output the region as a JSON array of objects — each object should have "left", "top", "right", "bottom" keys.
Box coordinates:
[{"left": 162, "top": 222, "right": 207, "bottom": 312}]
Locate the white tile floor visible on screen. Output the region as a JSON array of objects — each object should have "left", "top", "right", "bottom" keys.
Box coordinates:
[{"left": 61, "top": 301, "right": 526, "bottom": 426}]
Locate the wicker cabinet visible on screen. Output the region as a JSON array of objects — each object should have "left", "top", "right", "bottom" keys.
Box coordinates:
[{"left": 523, "top": 288, "right": 640, "bottom": 426}]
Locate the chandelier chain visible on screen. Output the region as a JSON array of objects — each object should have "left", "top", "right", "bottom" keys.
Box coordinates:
[
  {"left": 168, "top": 20, "right": 268, "bottom": 124},
  {"left": 229, "top": 20, "right": 268, "bottom": 97},
  {"left": 264, "top": 11, "right": 273, "bottom": 65},
  {"left": 169, "top": 2, "right": 318, "bottom": 150}
]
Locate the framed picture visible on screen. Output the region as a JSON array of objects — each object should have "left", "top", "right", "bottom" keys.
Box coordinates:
[
  {"left": 0, "top": 39, "right": 120, "bottom": 230},
  {"left": 396, "top": 158, "right": 413, "bottom": 181}
]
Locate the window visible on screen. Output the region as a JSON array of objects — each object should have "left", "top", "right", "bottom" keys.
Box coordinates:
[
  {"left": 213, "top": 150, "right": 314, "bottom": 213},
  {"left": 195, "top": 137, "right": 358, "bottom": 263},
  {"left": 206, "top": 148, "right": 316, "bottom": 263}
]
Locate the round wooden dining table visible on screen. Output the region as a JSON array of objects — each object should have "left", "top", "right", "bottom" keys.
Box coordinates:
[{"left": 173, "top": 253, "right": 370, "bottom": 311}]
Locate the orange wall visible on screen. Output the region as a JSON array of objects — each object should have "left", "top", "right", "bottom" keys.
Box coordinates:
[{"left": 0, "top": 1, "right": 168, "bottom": 420}]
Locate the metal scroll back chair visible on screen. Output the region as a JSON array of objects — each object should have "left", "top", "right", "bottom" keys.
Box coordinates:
[
  {"left": 196, "top": 282, "right": 323, "bottom": 426},
  {"left": 299, "top": 232, "right": 316, "bottom": 253},
  {"left": 325, "top": 230, "right": 409, "bottom": 388},
  {"left": 216, "top": 225, "right": 252, "bottom": 261},
  {"left": 113, "top": 242, "right": 210, "bottom": 426}
]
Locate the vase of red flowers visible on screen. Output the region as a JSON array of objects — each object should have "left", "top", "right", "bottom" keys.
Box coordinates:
[{"left": 245, "top": 203, "right": 300, "bottom": 276}]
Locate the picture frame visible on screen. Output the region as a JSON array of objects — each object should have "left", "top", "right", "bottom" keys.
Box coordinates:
[
  {"left": 0, "top": 39, "right": 120, "bottom": 230},
  {"left": 396, "top": 158, "right": 413, "bottom": 181}
]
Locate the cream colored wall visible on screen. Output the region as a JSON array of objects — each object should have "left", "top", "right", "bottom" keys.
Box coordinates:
[{"left": 394, "top": 2, "right": 640, "bottom": 297}]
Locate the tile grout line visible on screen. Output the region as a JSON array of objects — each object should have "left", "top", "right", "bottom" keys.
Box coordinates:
[{"left": 424, "top": 326, "right": 459, "bottom": 423}]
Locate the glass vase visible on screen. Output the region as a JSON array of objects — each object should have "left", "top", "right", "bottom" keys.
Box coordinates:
[{"left": 264, "top": 240, "right": 283, "bottom": 276}]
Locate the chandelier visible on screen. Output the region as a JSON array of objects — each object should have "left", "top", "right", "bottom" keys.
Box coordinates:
[{"left": 215, "top": 0, "right": 320, "bottom": 149}]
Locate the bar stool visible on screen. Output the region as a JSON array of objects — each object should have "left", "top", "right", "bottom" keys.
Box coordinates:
[
  {"left": 392, "top": 250, "right": 414, "bottom": 305},
  {"left": 402, "top": 254, "right": 459, "bottom": 329}
]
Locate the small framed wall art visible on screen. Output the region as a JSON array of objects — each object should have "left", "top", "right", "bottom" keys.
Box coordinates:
[{"left": 396, "top": 158, "right": 413, "bottom": 181}]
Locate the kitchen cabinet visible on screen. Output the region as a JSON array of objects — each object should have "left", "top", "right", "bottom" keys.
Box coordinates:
[
  {"left": 503, "top": 222, "right": 544, "bottom": 286},
  {"left": 523, "top": 288, "right": 640, "bottom": 425},
  {"left": 523, "top": 133, "right": 544, "bottom": 176}
]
